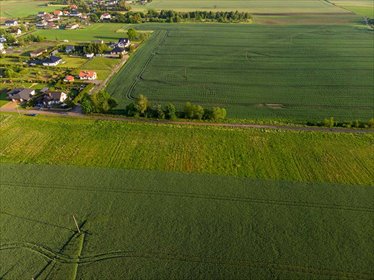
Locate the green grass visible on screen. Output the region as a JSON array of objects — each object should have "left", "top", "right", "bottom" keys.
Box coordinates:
[
  {"left": 107, "top": 23, "right": 374, "bottom": 122},
  {"left": 1, "top": 163, "right": 373, "bottom": 279},
  {"left": 330, "top": 0, "right": 374, "bottom": 17},
  {"left": 80, "top": 57, "right": 121, "bottom": 80},
  {"left": 0, "top": 0, "right": 58, "bottom": 19},
  {"left": 0, "top": 92, "right": 9, "bottom": 107},
  {"left": 0, "top": 113, "right": 373, "bottom": 186},
  {"left": 57, "top": 55, "right": 88, "bottom": 69},
  {"left": 130, "top": 0, "right": 348, "bottom": 13},
  {"left": 33, "top": 23, "right": 127, "bottom": 42}
]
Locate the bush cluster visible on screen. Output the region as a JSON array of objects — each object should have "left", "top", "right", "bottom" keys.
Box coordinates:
[
  {"left": 125, "top": 95, "right": 227, "bottom": 121},
  {"left": 81, "top": 90, "right": 118, "bottom": 113}
]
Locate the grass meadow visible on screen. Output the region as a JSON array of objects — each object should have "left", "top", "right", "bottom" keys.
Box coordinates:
[
  {"left": 34, "top": 23, "right": 127, "bottom": 42},
  {"left": 80, "top": 57, "right": 120, "bottom": 80},
  {"left": 107, "top": 23, "right": 374, "bottom": 122},
  {"left": 1, "top": 163, "right": 373, "bottom": 279},
  {"left": 0, "top": 0, "right": 59, "bottom": 20},
  {"left": 331, "top": 0, "right": 374, "bottom": 17},
  {"left": 0, "top": 113, "right": 373, "bottom": 186}
]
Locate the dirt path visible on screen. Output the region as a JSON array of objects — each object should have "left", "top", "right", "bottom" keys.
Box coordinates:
[{"left": 0, "top": 105, "right": 372, "bottom": 134}]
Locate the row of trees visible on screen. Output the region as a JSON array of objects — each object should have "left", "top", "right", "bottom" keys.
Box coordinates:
[
  {"left": 124, "top": 95, "right": 227, "bottom": 121},
  {"left": 92, "top": 10, "right": 252, "bottom": 24},
  {"left": 307, "top": 117, "right": 374, "bottom": 129}
]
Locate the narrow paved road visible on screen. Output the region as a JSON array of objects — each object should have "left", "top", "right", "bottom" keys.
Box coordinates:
[{"left": 1, "top": 105, "right": 372, "bottom": 134}]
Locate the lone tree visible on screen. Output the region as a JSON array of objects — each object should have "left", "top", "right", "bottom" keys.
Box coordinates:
[
  {"left": 127, "top": 28, "right": 138, "bottom": 40},
  {"left": 135, "top": 94, "right": 149, "bottom": 115}
]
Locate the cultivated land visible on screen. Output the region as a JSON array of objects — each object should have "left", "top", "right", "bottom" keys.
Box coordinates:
[
  {"left": 107, "top": 23, "right": 374, "bottom": 122},
  {"left": 1, "top": 162, "right": 374, "bottom": 279},
  {"left": 0, "top": 113, "right": 373, "bottom": 186},
  {"left": 131, "top": 0, "right": 349, "bottom": 13},
  {"left": 330, "top": 0, "right": 374, "bottom": 17}
]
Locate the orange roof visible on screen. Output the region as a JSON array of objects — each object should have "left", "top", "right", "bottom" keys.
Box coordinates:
[
  {"left": 54, "top": 10, "right": 61, "bottom": 15},
  {"left": 65, "top": 75, "right": 74, "bottom": 81},
  {"left": 79, "top": 71, "right": 96, "bottom": 78}
]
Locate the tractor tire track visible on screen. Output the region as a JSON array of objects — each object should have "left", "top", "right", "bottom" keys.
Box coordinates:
[{"left": 2, "top": 181, "right": 373, "bottom": 213}]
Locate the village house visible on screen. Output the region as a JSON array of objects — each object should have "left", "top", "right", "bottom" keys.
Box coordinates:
[
  {"left": 43, "top": 91, "right": 67, "bottom": 105},
  {"left": 5, "top": 20, "right": 18, "bottom": 27},
  {"left": 100, "top": 13, "right": 112, "bottom": 20},
  {"left": 65, "top": 45, "right": 75, "bottom": 54},
  {"left": 64, "top": 75, "right": 75, "bottom": 82},
  {"left": 79, "top": 70, "right": 97, "bottom": 80},
  {"left": 0, "top": 43, "right": 6, "bottom": 54},
  {"left": 109, "top": 46, "right": 126, "bottom": 57},
  {"left": 70, "top": 10, "right": 82, "bottom": 17},
  {"left": 30, "top": 48, "right": 47, "bottom": 58},
  {"left": 117, "top": 38, "right": 131, "bottom": 48},
  {"left": 36, "top": 21, "right": 48, "bottom": 28},
  {"left": 10, "top": 28, "right": 22, "bottom": 36},
  {"left": 37, "top": 11, "right": 47, "bottom": 17},
  {"left": 8, "top": 88, "right": 35, "bottom": 102},
  {"left": 85, "top": 53, "right": 95, "bottom": 58},
  {"left": 53, "top": 10, "right": 63, "bottom": 16},
  {"left": 65, "top": 24, "right": 80, "bottom": 30},
  {"left": 47, "top": 22, "right": 59, "bottom": 29},
  {"left": 0, "top": 36, "right": 6, "bottom": 43},
  {"left": 42, "top": 56, "right": 63, "bottom": 66}
]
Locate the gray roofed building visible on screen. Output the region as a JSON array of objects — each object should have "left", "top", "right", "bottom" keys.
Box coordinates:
[{"left": 8, "top": 88, "right": 35, "bottom": 102}]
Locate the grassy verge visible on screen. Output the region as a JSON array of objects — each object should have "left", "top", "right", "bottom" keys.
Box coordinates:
[{"left": 0, "top": 113, "right": 372, "bottom": 185}]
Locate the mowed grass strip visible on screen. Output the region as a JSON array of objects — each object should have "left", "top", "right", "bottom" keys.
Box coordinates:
[
  {"left": 33, "top": 23, "right": 126, "bottom": 42},
  {"left": 0, "top": 113, "right": 373, "bottom": 185},
  {"left": 80, "top": 57, "right": 121, "bottom": 80},
  {"left": 1, "top": 163, "right": 373, "bottom": 279},
  {"left": 108, "top": 23, "right": 374, "bottom": 122}
]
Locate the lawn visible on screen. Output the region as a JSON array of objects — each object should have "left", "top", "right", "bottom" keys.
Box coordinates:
[
  {"left": 57, "top": 55, "right": 88, "bottom": 69},
  {"left": 0, "top": 92, "right": 9, "bottom": 107},
  {"left": 130, "top": 0, "right": 348, "bottom": 13},
  {"left": 33, "top": 23, "right": 127, "bottom": 42},
  {"left": 107, "top": 23, "right": 374, "bottom": 122},
  {"left": 80, "top": 57, "right": 120, "bottom": 80},
  {"left": 1, "top": 163, "right": 373, "bottom": 279},
  {"left": 0, "top": 0, "right": 59, "bottom": 20},
  {"left": 0, "top": 113, "right": 373, "bottom": 186}
]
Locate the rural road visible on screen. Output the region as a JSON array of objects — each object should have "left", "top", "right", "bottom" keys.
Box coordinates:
[{"left": 0, "top": 105, "right": 372, "bottom": 134}]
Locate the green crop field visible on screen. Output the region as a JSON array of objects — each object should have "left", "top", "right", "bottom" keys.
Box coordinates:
[
  {"left": 0, "top": 0, "right": 60, "bottom": 20},
  {"left": 1, "top": 162, "right": 374, "bottom": 279},
  {"left": 107, "top": 23, "right": 374, "bottom": 122},
  {"left": 330, "top": 0, "right": 374, "bottom": 17},
  {"left": 131, "top": 0, "right": 348, "bottom": 13},
  {"left": 33, "top": 23, "right": 127, "bottom": 42},
  {"left": 0, "top": 113, "right": 373, "bottom": 186}
]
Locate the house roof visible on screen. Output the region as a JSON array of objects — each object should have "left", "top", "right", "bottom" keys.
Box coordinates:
[
  {"left": 79, "top": 70, "right": 96, "bottom": 78},
  {"left": 66, "top": 45, "right": 75, "bottom": 50},
  {"left": 44, "top": 56, "right": 62, "bottom": 64},
  {"left": 48, "top": 91, "right": 65, "bottom": 100},
  {"left": 118, "top": 38, "right": 129, "bottom": 44},
  {"left": 111, "top": 46, "right": 125, "bottom": 53},
  {"left": 8, "top": 88, "right": 34, "bottom": 101},
  {"left": 64, "top": 75, "right": 74, "bottom": 81},
  {"left": 5, "top": 20, "right": 17, "bottom": 24}
]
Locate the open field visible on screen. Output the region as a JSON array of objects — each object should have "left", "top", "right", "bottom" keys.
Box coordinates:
[
  {"left": 0, "top": 0, "right": 59, "bottom": 20},
  {"left": 34, "top": 23, "right": 127, "bottom": 42},
  {"left": 107, "top": 23, "right": 374, "bottom": 122},
  {"left": 1, "top": 163, "right": 373, "bottom": 279},
  {"left": 57, "top": 55, "right": 88, "bottom": 69},
  {"left": 80, "top": 57, "right": 121, "bottom": 80},
  {"left": 131, "top": 0, "right": 349, "bottom": 13},
  {"left": 330, "top": 0, "right": 374, "bottom": 17},
  {"left": 0, "top": 113, "right": 373, "bottom": 185}
]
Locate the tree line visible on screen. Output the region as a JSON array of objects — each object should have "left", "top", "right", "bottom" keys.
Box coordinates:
[
  {"left": 307, "top": 117, "right": 374, "bottom": 129},
  {"left": 91, "top": 10, "right": 252, "bottom": 24},
  {"left": 125, "top": 95, "right": 227, "bottom": 121}
]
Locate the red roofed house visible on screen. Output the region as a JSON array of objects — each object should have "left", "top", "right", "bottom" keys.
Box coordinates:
[
  {"left": 70, "top": 4, "right": 78, "bottom": 10},
  {"left": 79, "top": 71, "right": 97, "bottom": 80},
  {"left": 54, "top": 10, "right": 63, "bottom": 16},
  {"left": 64, "top": 75, "right": 75, "bottom": 82}
]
